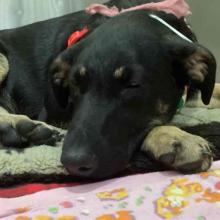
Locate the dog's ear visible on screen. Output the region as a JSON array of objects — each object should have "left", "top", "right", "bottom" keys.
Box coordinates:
[
  {"left": 50, "top": 47, "right": 79, "bottom": 108},
  {"left": 165, "top": 36, "right": 216, "bottom": 105}
]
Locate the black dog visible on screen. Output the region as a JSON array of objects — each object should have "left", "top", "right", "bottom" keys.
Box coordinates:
[{"left": 0, "top": 0, "right": 217, "bottom": 179}]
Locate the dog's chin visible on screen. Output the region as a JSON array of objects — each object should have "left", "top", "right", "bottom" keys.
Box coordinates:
[
  {"left": 66, "top": 166, "right": 127, "bottom": 181},
  {"left": 87, "top": 144, "right": 148, "bottom": 180},
  {"left": 64, "top": 151, "right": 148, "bottom": 181}
]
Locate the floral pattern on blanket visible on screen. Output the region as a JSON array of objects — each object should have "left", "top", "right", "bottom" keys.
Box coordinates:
[{"left": 2, "top": 163, "right": 220, "bottom": 220}]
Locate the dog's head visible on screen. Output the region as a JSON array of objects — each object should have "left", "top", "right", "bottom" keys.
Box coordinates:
[{"left": 50, "top": 11, "right": 216, "bottom": 178}]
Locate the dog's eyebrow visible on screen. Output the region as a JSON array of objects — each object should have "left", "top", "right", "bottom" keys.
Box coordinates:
[
  {"left": 114, "top": 67, "right": 125, "bottom": 79},
  {"left": 79, "top": 66, "right": 87, "bottom": 76}
]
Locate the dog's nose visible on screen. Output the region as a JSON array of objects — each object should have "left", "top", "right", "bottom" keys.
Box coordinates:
[{"left": 61, "top": 152, "right": 98, "bottom": 177}]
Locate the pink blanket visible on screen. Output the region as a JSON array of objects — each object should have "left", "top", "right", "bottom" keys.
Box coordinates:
[{"left": 2, "top": 162, "right": 220, "bottom": 220}]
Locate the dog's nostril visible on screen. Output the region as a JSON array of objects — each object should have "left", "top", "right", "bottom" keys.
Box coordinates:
[{"left": 62, "top": 152, "right": 98, "bottom": 177}]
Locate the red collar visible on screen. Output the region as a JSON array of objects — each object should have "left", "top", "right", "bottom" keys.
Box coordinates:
[{"left": 67, "top": 27, "right": 89, "bottom": 48}]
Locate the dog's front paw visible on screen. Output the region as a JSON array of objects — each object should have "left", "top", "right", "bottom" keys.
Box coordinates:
[
  {"left": 142, "top": 126, "right": 213, "bottom": 173},
  {"left": 0, "top": 53, "right": 9, "bottom": 84},
  {"left": 0, "top": 113, "right": 63, "bottom": 147}
]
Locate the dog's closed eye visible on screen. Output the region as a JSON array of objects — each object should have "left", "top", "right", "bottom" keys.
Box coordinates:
[{"left": 125, "top": 82, "right": 141, "bottom": 89}]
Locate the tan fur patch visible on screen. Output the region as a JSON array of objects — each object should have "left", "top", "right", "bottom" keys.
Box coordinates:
[
  {"left": 142, "top": 126, "right": 213, "bottom": 172},
  {"left": 0, "top": 53, "right": 9, "bottom": 84},
  {"left": 114, "top": 67, "right": 125, "bottom": 79},
  {"left": 0, "top": 107, "right": 52, "bottom": 129}
]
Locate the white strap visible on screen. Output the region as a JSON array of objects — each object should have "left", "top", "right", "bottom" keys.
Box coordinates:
[{"left": 149, "top": 14, "right": 193, "bottom": 43}]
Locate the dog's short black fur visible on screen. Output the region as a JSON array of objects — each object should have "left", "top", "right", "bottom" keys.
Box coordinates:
[{"left": 0, "top": 0, "right": 217, "bottom": 178}]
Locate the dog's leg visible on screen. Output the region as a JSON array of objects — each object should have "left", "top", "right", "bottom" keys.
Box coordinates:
[
  {"left": 0, "top": 106, "right": 62, "bottom": 148},
  {"left": 142, "top": 126, "right": 213, "bottom": 173},
  {"left": 0, "top": 53, "right": 9, "bottom": 84}
]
